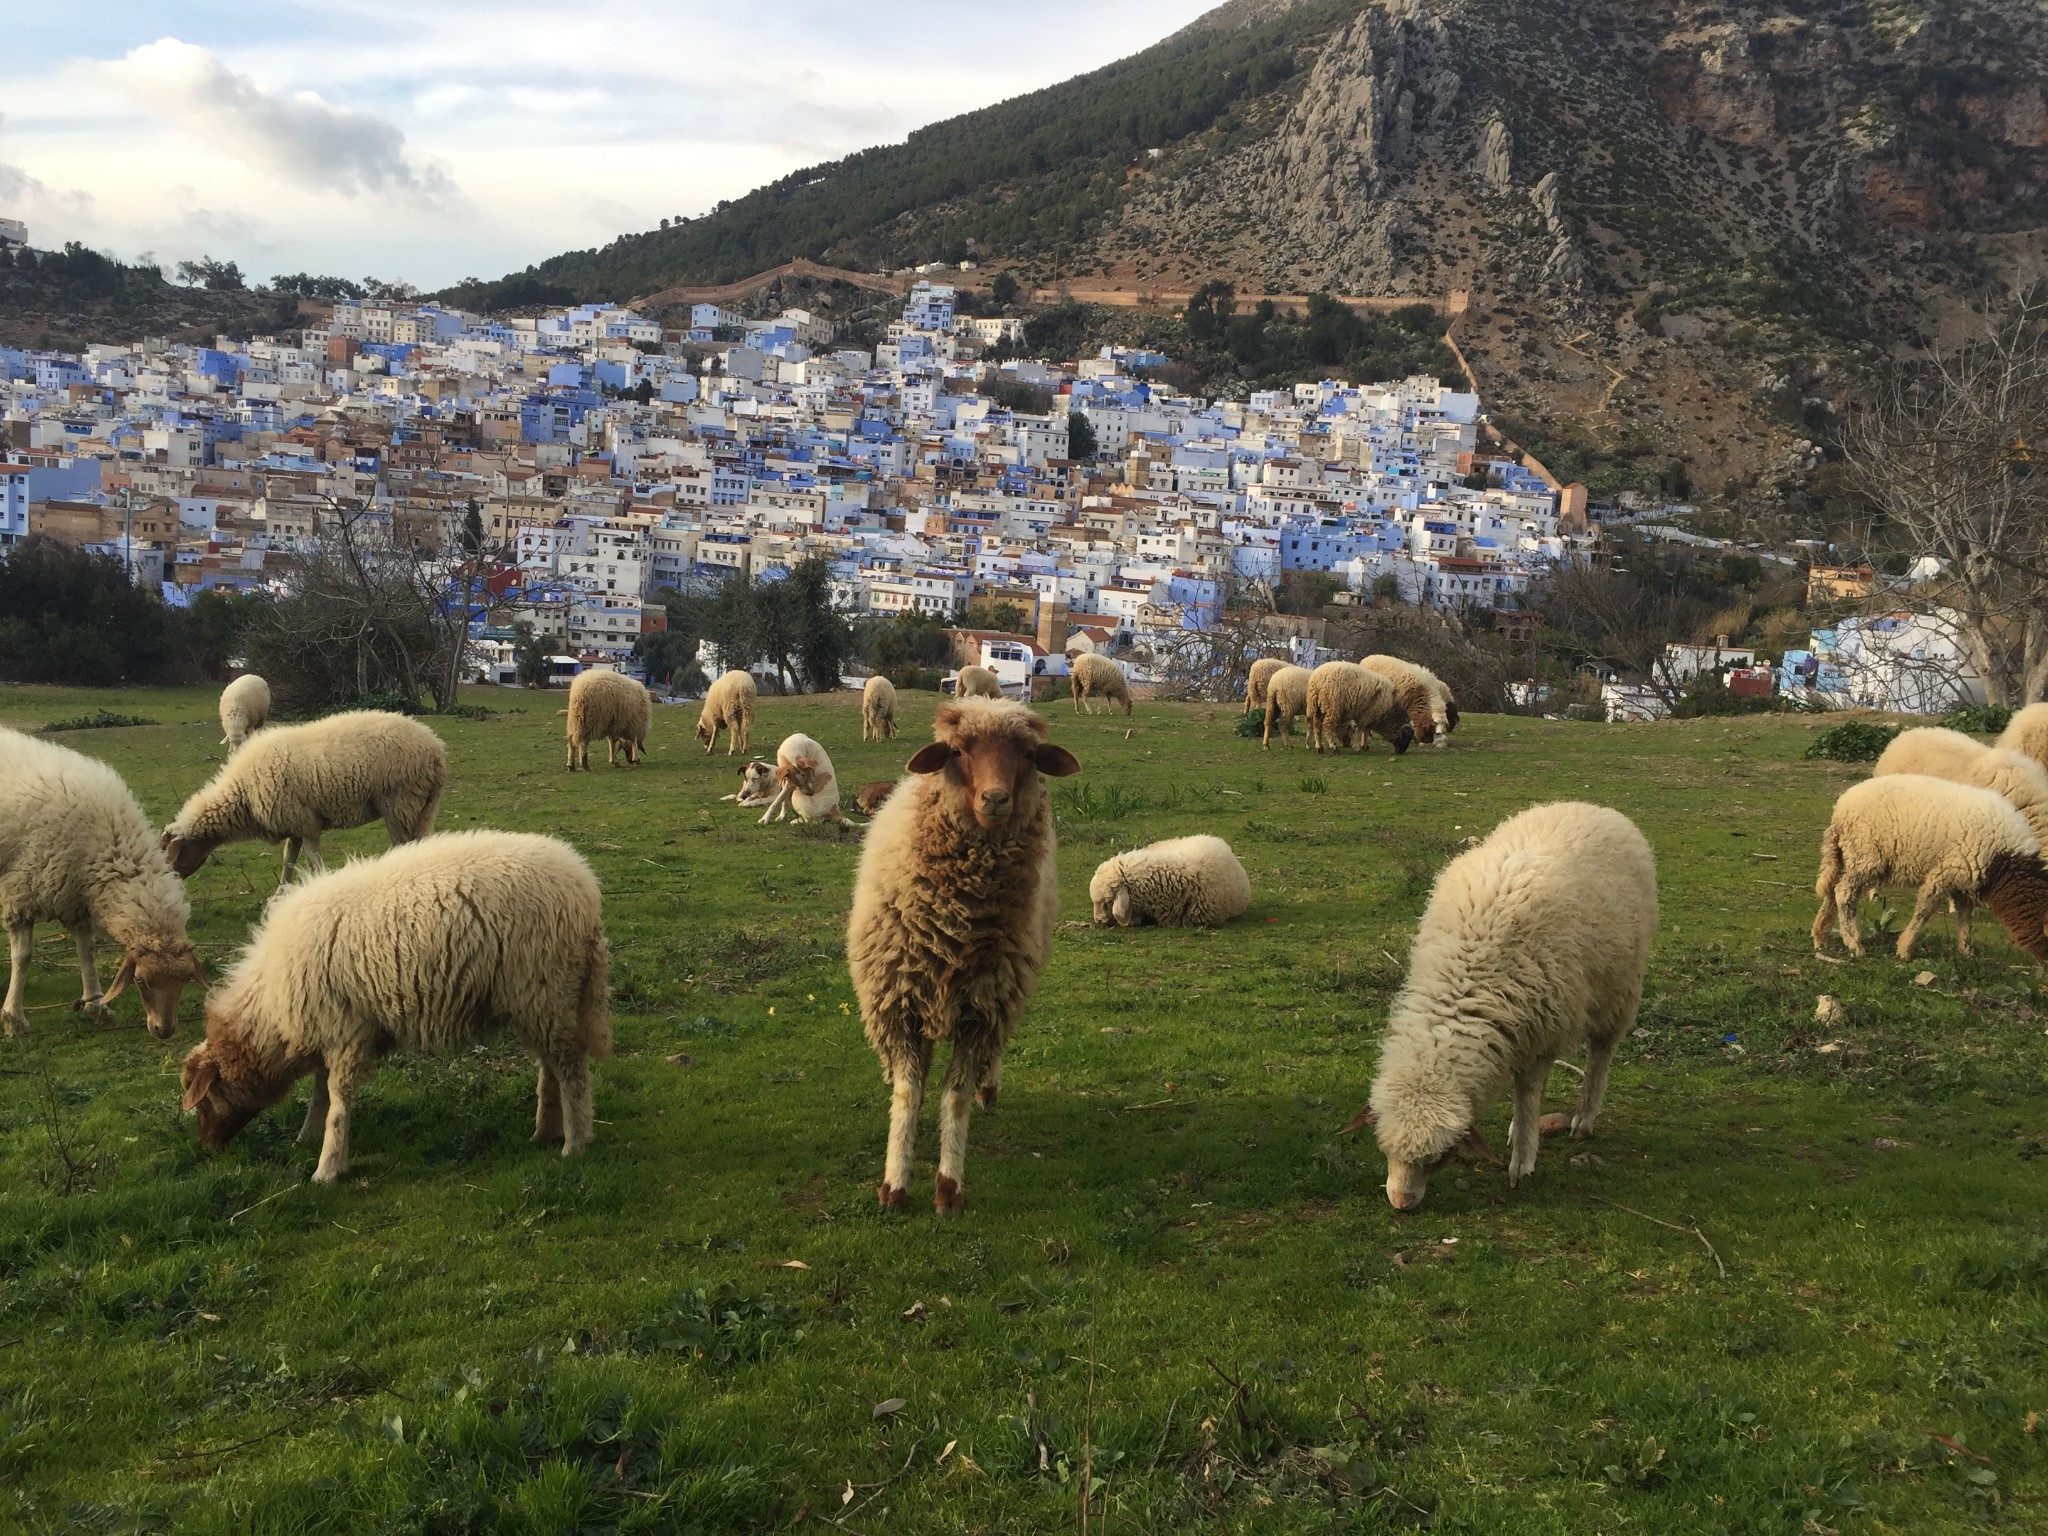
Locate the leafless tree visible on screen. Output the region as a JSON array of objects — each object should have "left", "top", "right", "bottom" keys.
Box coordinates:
[{"left": 1525, "top": 553, "right": 1708, "bottom": 708}]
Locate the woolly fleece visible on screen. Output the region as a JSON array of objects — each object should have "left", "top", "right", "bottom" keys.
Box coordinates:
[
  {"left": 696, "top": 670, "right": 757, "bottom": 755},
  {"left": 564, "top": 670, "right": 651, "bottom": 770},
  {"left": 218, "top": 674, "right": 270, "bottom": 751},
  {"left": 1873, "top": 727, "right": 2048, "bottom": 845},
  {"left": 862, "top": 675, "right": 899, "bottom": 741},
  {"left": 1070, "top": 652, "right": 1132, "bottom": 715},
  {"left": 1090, "top": 834, "right": 1250, "bottom": 927}
]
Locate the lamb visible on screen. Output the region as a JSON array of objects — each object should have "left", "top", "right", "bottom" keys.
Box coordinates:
[
  {"left": 1360, "top": 655, "right": 1439, "bottom": 746},
  {"left": 854, "top": 780, "right": 899, "bottom": 816},
  {"left": 1997, "top": 703, "right": 2048, "bottom": 777},
  {"left": 847, "top": 699, "right": 1081, "bottom": 1212},
  {"left": 757, "top": 733, "right": 846, "bottom": 824},
  {"left": 695, "top": 670, "right": 758, "bottom": 756},
  {"left": 2, "top": 731, "right": 207, "bottom": 1039},
  {"left": 162, "top": 711, "right": 444, "bottom": 885},
  {"left": 1873, "top": 727, "right": 2048, "bottom": 844},
  {"left": 862, "top": 676, "right": 899, "bottom": 741},
  {"left": 1811, "top": 774, "right": 2048, "bottom": 964},
  {"left": 720, "top": 759, "right": 778, "bottom": 807},
  {"left": 1243, "top": 657, "right": 1289, "bottom": 717},
  {"left": 564, "top": 669, "right": 651, "bottom": 770},
  {"left": 955, "top": 664, "right": 1004, "bottom": 700},
  {"left": 1070, "top": 652, "right": 1133, "bottom": 716},
  {"left": 1089, "top": 835, "right": 1250, "bottom": 928},
  {"left": 1343, "top": 802, "right": 1658, "bottom": 1209},
  {"left": 178, "top": 830, "right": 611, "bottom": 1183},
  {"left": 1304, "top": 661, "right": 1414, "bottom": 754},
  {"left": 218, "top": 674, "right": 270, "bottom": 752},
  {"left": 1261, "top": 665, "right": 1313, "bottom": 748}
]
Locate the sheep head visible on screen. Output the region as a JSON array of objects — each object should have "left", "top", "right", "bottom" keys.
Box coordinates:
[
  {"left": 1089, "top": 859, "right": 1128, "bottom": 925},
  {"left": 103, "top": 940, "right": 207, "bottom": 1040},
  {"left": 1378, "top": 712, "right": 1417, "bottom": 754},
  {"left": 180, "top": 1021, "right": 295, "bottom": 1149},
  {"left": 906, "top": 700, "right": 1079, "bottom": 831},
  {"left": 160, "top": 828, "right": 217, "bottom": 879},
  {"left": 1344, "top": 1073, "right": 1476, "bottom": 1210},
  {"left": 1983, "top": 851, "right": 2048, "bottom": 966}
]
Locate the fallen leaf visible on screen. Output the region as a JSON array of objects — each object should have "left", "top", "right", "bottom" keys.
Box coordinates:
[
  {"left": 198, "top": 1312, "right": 222, "bottom": 1323},
  {"left": 665, "top": 1052, "right": 695, "bottom": 1067},
  {"left": 873, "top": 1397, "right": 906, "bottom": 1418},
  {"left": 1914, "top": 971, "right": 1936, "bottom": 987},
  {"left": 938, "top": 1439, "right": 957, "bottom": 1464},
  {"left": 1930, "top": 1432, "right": 1993, "bottom": 1465},
  {"left": 1816, "top": 1040, "right": 1844, "bottom": 1054},
  {"left": 779, "top": 1259, "right": 810, "bottom": 1269},
  {"left": 902, "top": 1301, "right": 927, "bottom": 1322},
  {"left": 842, "top": 1481, "right": 855, "bottom": 1505}
]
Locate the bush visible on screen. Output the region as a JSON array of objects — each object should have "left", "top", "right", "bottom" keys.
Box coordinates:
[
  {"left": 1940, "top": 704, "right": 2014, "bottom": 737},
  {"left": 1235, "top": 711, "right": 1295, "bottom": 739},
  {"left": 40, "top": 712, "right": 155, "bottom": 733},
  {"left": 1804, "top": 721, "right": 1902, "bottom": 762}
]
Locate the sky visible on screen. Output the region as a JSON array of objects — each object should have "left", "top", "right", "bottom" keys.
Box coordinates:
[{"left": 2, "top": 1, "right": 1220, "bottom": 290}]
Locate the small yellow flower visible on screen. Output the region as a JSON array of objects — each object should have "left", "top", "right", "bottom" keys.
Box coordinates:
[
  {"left": 768, "top": 1007, "right": 777, "bottom": 1016},
  {"left": 807, "top": 993, "right": 815, "bottom": 1001}
]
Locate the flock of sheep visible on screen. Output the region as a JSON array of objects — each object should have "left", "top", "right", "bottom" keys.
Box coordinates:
[{"left": 5, "top": 662, "right": 2047, "bottom": 1217}]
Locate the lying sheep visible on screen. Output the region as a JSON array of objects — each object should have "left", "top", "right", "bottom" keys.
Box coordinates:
[
  {"left": 1873, "top": 727, "right": 2048, "bottom": 844},
  {"left": 847, "top": 699, "right": 1080, "bottom": 1212},
  {"left": 695, "top": 670, "right": 757, "bottom": 756},
  {"left": 2, "top": 731, "right": 206, "bottom": 1039},
  {"left": 1360, "top": 655, "right": 1438, "bottom": 746},
  {"left": 179, "top": 830, "right": 611, "bottom": 1183},
  {"left": 863, "top": 676, "right": 899, "bottom": 741},
  {"left": 1304, "top": 661, "right": 1413, "bottom": 754},
  {"left": 758, "top": 733, "right": 846, "bottom": 824},
  {"left": 1071, "top": 653, "right": 1133, "bottom": 716},
  {"left": 955, "top": 664, "right": 1004, "bottom": 700},
  {"left": 720, "top": 759, "right": 779, "bottom": 807},
  {"left": 1998, "top": 704, "right": 2048, "bottom": 777},
  {"left": 218, "top": 674, "right": 270, "bottom": 752},
  {"left": 1812, "top": 774, "right": 2048, "bottom": 963},
  {"left": 1243, "top": 657, "right": 1289, "bottom": 717},
  {"left": 162, "top": 711, "right": 444, "bottom": 885},
  {"left": 1262, "top": 665, "right": 1313, "bottom": 748},
  {"left": 564, "top": 669, "right": 651, "bottom": 770},
  {"left": 1090, "top": 835, "right": 1250, "bottom": 927},
  {"left": 1345, "top": 801, "right": 1658, "bottom": 1208},
  {"left": 854, "top": 780, "right": 899, "bottom": 817}
]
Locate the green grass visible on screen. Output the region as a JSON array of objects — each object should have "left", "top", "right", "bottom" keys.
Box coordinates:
[{"left": 1, "top": 682, "right": 2044, "bottom": 1532}]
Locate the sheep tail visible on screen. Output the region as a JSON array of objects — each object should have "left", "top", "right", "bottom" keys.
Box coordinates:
[
  {"left": 579, "top": 927, "right": 614, "bottom": 1059},
  {"left": 1814, "top": 822, "right": 1842, "bottom": 901}
]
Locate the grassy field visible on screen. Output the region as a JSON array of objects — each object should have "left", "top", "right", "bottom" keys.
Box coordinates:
[{"left": 0, "top": 682, "right": 2043, "bottom": 1534}]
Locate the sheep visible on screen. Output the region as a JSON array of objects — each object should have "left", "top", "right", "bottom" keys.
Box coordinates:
[
  {"left": 1070, "top": 652, "right": 1132, "bottom": 715},
  {"left": 1261, "top": 665, "right": 1313, "bottom": 748},
  {"left": 2, "top": 730, "right": 207, "bottom": 1039},
  {"left": 1414, "top": 663, "right": 1460, "bottom": 747},
  {"left": 1243, "top": 657, "right": 1289, "bottom": 717},
  {"left": 564, "top": 669, "right": 651, "bottom": 770},
  {"left": 758, "top": 733, "right": 846, "bottom": 824},
  {"left": 1089, "top": 835, "right": 1250, "bottom": 927},
  {"left": 1873, "top": 727, "right": 2048, "bottom": 844},
  {"left": 1811, "top": 774, "right": 2048, "bottom": 964},
  {"left": 855, "top": 780, "right": 899, "bottom": 816},
  {"left": 1304, "top": 661, "right": 1414, "bottom": 754},
  {"left": 1360, "top": 655, "right": 1439, "bottom": 746},
  {"left": 720, "top": 759, "right": 778, "bottom": 807},
  {"left": 862, "top": 676, "right": 899, "bottom": 741},
  {"left": 1998, "top": 703, "right": 2048, "bottom": 776},
  {"left": 161, "top": 711, "right": 444, "bottom": 885},
  {"left": 847, "top": 698, "right": 1081, "bottom": 1212},
  {"left": 1343, "top": 801, "right": 1658, "bottom": 1209},
  {"left": 218, "top": 674, "right": 270, "bottom": 752},
  {"left": 955, "top": 664, "right": 1004, "bottom": 700},
  {"left": 695, "top": 670, "right": 758, "bottom": 756},
  {"left": 178, "top": 830, "right": 611, "bottom": 1183}
]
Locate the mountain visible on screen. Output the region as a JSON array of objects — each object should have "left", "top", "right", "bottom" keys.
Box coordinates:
[{"left": 500, "top": 0, "right": 2048, "bottom": 501}]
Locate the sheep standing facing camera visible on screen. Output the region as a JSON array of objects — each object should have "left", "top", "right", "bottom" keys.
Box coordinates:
[
  {"left": 1090, "top": 835, "right": 1249, "bottom": 927},
  {"left": 564, "top": 669, "right": 651, "bottom": 770},
  {"left": 862, "top": 676, "right": 899, "bottom": 741},
  {"left": 218, "top": 675, "right": 270, "bottom": 753}
]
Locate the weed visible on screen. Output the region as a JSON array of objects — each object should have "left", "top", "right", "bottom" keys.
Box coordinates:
[{"left": 1805, "top": 721, "right": 1901, "bottom": 761}]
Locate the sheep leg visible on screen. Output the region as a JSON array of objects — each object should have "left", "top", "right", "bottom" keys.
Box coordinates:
[
  {"left": 1953, "top": 895, "right": 1975, "bottom": 957},
  {"left": 297, "top": 1061, "right": 330, "bottom": 1146},
  {"left": 606, "top": 739, "right": 618, "bottom": 768},
  {"left": 280, "top": 838, "right": 301, "bottom": 884},
  {"left": 533, "top": 1062, "right": 563, "bottom": 1143},
  {"left": 310, "top": 1053, "right": 370, "bottom": 1183},
  {"left": 3, "top": 921, "right": 33, "bottom": 1036},
  {"left": 1836, "top": 878, "right": 1867, "bottom": 956},
  {"left": 1897, "top": 881, "right": 1945, "bottom": 960},
  {"left": 552, "top": 1051, "right": 594, "bottom": 1156},
  {"left": 1810, "top": 881, "right": 1838, "bottom": 952},
  {"left": 1506, "top": 1058, "right": 1549, "bottom": 1187},
  {"left": 70, "top": 926, "right": 108, "bottom": 1015},
  {"left": 565, "top": 736, "right": 578, "bottom": 771},
  {"left": 976, "top": 1056, "right": 1002, "bottom": 1110},
  {"left": 935, "top": 1044, "right": 979, "bottom": 1214},
  {"left": 1573, "top": 1030, "right": 1623, "bottom": 1138},
  {"left": 879, "top": 1041, "right": 932, "bottom": 1211}
]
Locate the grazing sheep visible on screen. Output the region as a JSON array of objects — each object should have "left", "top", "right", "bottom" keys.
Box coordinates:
[
  {"left": 179, "top": 830, "right": 611, "bottom": 1183},
  {"left": 1304, "top": 661, "right": 1414, "bottom": 754},
  {"left": 1261, "top": 665, "right": 1313, "bottom": 749},
  {"left": 1360, "top": 655, "right": 1438, "bottom": 746},
  {"left": 2, "top": 731, "right": 206, "bottom": 1039},
  {"left": 758, "top": 733, "right": 846, "bottom": 824},
  {"left": 1414, "top": 663, "right": 1459, "bottom": 747},
  {"left": 862, "top": 676, "right": 899, "bottom": 741},
  {"left": 1070, "top": 652, "right": 1132, "bottom": 715},
  {"left": 162, "top": 712, "right": 444, "bottom": 885},
  {"left": 955, "top": 664, "right": 1004, "bottom": 700},
  {"left": 1873, "top": 727, "right": 2048, "bottom": 844},
  {"left": 564, "top": 669, "right": 651, "bottom": 770},
  {"left": 1344, "top": 802, "right": 1658, "bottom": 1209},
  {"left": 1998, "top": 704, "right": 2048, "bottom": 776},
  {"left": 855, "top": 780, "right": 899, "bottom": 817},
  {"left": 695, "top": 670, "right": 758, "bottom": 756},
  {"left": 720, "top": 760, "right": 778, "bottom": 807},
  {"left": 847, "top": 699, "right": 1081, "bottom": 1212},
  {"left": 218, "top": 674, "right": 270, "bottom": 752},
  {"left": 1090, "top": 835, "right": 1250, "bottom": 927},
  {"left": 1812, "top": 775, "right": 2048, "bottom": 963},
  {"left": 1243, "top": 657, "right": 1289, "bottom": 717}
]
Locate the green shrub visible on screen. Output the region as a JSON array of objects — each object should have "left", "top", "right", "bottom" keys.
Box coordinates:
[
  {"left": 39, "top": 711, "right": 156, "bottom": 733},
  {"left": 1804, "top": 721, "right": 1901, "bottom": 762},
  {"left": 1939, "top": 704, "right": 2014, "bottom": 737}
]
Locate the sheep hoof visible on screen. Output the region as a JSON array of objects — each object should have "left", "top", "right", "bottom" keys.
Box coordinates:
[
  {"left": 309, "top": 1164, "right": 343, "bottom": 1185},
  {"left": 2, "top": 1013, "right": 26, "bottom": 1039},
  {"left": 73, "top": 997, "right": 111, "bottom": 1018},
  {"left": 934, "top": 1175, "right": 963, "bottom": 1214},
  {"left": 975, "top": 1085, "right": 998, "bottom": 1110},
  {"left": 878, "top": 1183, "right": 912, "bottom": 1212}
]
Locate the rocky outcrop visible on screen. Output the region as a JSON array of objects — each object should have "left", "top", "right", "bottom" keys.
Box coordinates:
[{"left": 1477, "top": 116, "right": 1512, "bottom": 192}]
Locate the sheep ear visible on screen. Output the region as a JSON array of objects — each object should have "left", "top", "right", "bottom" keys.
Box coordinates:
[
  {"left": 1031, "top": 743, "right": 1082, "bottom": 777},
  {"left": 102, "top": 953, "right": 138, "bottom": 1003},
  {"left": 906, "top": 743, "right": 955, "bottom": 774},
  {"left": 182, "top": 1059, "right": 219, "bottom": 1112},
  {"left": 1112, "top": 887, "right": 1132, "bottom": 926},
  {"left": 190, "top": 954, "right": 209, "bottom": 990},
  {"left": 1338, "top": 1105, "right": 1376, "bottom": 1135}
]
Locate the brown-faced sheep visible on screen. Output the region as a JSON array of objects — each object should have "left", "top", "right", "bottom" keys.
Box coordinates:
[
  {"left": 162, "top": 712, "right": 444, "bottom": 886},
  {"left": 695, "top": 670, "right": 758, "bottom": 756},
  {"left": 847, "top": 699, "right": 1081, "bottom": 1213},
  {"left": 1071, "top": 652, "right": 1133, "bottom": 715},
  {"left": 2, "top": 731, "right": 206, "bottom": 1039},
  {"left": 1873, "top": 727, "right": 2048, "bottom": 844},
  {"left": 1090, "top": 835, "right": 1250, "bottom": 927},
  {"left": 758, "top": 733, "right": 845, "bottom": 824},
  {"left": 1304, "top": 661, "right": 1414, "bottom": 754},
  {"left": 179, "top": 830, "right": 611, "bottom": 1183},
  {"left": 218, "top": 674, "right": 270, "bottom": 752},
  {"left": 862, "top": 676, "right": 899, "bottom": 741},
  {"left": 1243, "top": 657, "right": 1288, "bottom": 717},
  {"left": 1262, "top": 665, "right": 1312, "bottom": 748},
  {"left": 564, "top": 669, "right": 652, "bottom": 770},
  {"left": 1360, "top": 655, "right": 1438, "bottom": 746},
  {"left": 1999, "top": 704, "right": 2048, "bottom": 777},
  {"left": 955, "top": 664, "right": 1004, "bottom": 700}
]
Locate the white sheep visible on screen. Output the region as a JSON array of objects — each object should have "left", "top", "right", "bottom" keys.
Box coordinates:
[
  {"left": 1345, "top": 801, "right": 1658, "bottom": 1208},
  {"left": 2, "top": 730, "right": 207, "bottom": 1039},
  {"left": 695, "top": 670, "right": 758, "bottom": 756},
  {"left": 1090, "top": 835, "right": 1250, "bottom": 927},
  {"left": 1243, "top": 657, "right": 1288, "bottom": 717},
  {"left": 955, "top": 664, "right": 1004, "bottom": 700},
  {"left": 1304, "top": 661, "right": 1413, "bottom": 754},
  {"left": 162, "top": 711, "right": 445, "bottom": 885},
  {"left": 1414, "top": 662, "right": 1459, "bottom": 747},
  {"left": 1261, "top": 664, "right": 1312, "bottom": 748},
  {"left": 1812, "top": 774, "right": 2048, "bottom": 963},
  {"left": 758, "top": 733, "right": 846, "bottom": 824},
  {"left": 1873, "top": 726, "right": 2048, "bottom": 844},
  {"left": 179, "top": 830, "right": 612, "bottom": 1183},
  {"left": 1998, "top": 703, "right": 2048, "bottom": 777},
  {"left": 1070, "top": 653, "right": 1132, "bottom": 715},
  {"left": 862, "top": 676, "right": 899, "bottom": 741},
  {"left": 564, "top": 669, "right": 651, "bottom": 770},
  {"left": 847, "top": 698, "right": 1080, "bottom": 1212},
  {"left": 1360, "top": 655, "right": 1438, "bottom": 746},
  {"left": 218, "top": 675, "right": 270, "bottom": 752}
]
